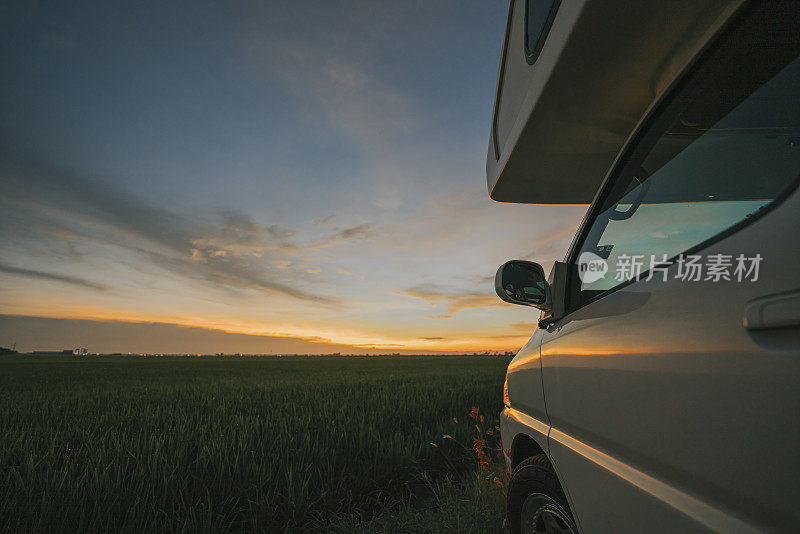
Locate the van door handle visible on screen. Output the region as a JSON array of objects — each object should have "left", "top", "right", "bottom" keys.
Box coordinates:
[{"left": 743, "top": 290, "right": 800, "bottom": 330}]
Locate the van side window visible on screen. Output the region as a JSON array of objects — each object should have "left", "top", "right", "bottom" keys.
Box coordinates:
[
  {"left": 525, "top": 0, "right": 561, "bottom": 64},
  {"left": 569, "top": 7, "right": 800, "bottom": 308}
]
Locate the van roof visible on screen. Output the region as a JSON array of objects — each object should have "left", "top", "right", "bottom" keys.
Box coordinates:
[{"left": 487, "top": 0, "right": 745, "bottom": 204}]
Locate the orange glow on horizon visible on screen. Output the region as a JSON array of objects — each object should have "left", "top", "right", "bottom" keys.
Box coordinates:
[{"left": 2, "top": 303, "right": 530, "bottom": 353}]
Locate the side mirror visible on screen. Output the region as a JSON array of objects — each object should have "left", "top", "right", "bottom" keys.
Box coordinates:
[{"left": 495, "top": 260, "right": 551, "bottom": 312}]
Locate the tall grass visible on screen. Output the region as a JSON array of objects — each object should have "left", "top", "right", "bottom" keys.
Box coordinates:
[{"left": 0, "top": 355, "right": 510, "bottom": 532}]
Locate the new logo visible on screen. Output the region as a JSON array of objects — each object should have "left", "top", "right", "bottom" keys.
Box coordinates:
[{"left": 577, "top": 252, "right": 608, "bottom": 283}]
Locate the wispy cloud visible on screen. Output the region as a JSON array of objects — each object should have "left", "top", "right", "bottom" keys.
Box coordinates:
[
  {"left": 267, "top": 46, "right": 417, "bottom": 155},
  {"left": 287, "top": 223, "right": 375, "bottom": 253},
  {"left": 400, "top": 283, "right": 502, "bottom": 318},
  {"left": 0, "top": 154, "right": 370, "bottom": 305},
  {"left": 0, "top": 263, "right": 109, "bottom": 291},
  {"left": 240, "top": 22, "right": 424, "bottom": 211},
  {"left": 521, "top": 225, "right": 582, "bottom": 267}
]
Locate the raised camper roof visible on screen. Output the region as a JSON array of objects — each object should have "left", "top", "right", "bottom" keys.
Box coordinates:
[{"left": 487, "top": 0, "right": 746, "bottom": 204}]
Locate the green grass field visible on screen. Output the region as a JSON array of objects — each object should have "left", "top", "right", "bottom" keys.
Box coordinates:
[{"left": 0, "top": 355, "right": 511, "bottom": 532}]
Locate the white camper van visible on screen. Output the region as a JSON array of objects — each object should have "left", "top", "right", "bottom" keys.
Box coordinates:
[{"left": 490, "top": 1, "right": 800, "bottom": 532}]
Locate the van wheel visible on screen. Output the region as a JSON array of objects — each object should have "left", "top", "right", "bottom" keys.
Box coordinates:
[{"left": 507, "top": 455, "right": 577, "bottom": 534}]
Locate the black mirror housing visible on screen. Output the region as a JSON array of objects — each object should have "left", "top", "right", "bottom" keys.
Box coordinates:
[{"left": 495, "top": 260, "right": 552, "bottom": 312}]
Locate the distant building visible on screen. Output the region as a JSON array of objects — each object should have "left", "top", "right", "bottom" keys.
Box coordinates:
[{"left": 72, "top": 348, "right": 89, "bottom": 356}]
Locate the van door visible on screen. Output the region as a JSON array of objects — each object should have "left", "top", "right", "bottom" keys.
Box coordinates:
[{"left": 540, "top": 5, "right": 800, "bottom": 532}]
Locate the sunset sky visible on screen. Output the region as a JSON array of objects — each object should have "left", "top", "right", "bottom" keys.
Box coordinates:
[{"left": 0, "top": 1, "right": 585, "bottom": 354}]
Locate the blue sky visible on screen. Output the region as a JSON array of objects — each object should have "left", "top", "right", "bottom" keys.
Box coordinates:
[{"left": 0, "top": 1, "right": 585, "bottom": 353}]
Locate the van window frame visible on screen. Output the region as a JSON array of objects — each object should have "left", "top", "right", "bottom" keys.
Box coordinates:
[
  {"left": 559, "top": 1, "right": 800, "bottom": 317},
  {"left": 524, "top": 0, "right": 562, "bottom": 65}
]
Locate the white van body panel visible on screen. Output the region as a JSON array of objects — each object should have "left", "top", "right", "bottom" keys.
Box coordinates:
[
  {"left": 505, "top": 329, "right": 548, "bottom": 424},
  {"left": 504, "top": 186, "right": 800, "bottom": 533},
  {"left": 538, "top": 188, "right": 800, "bottom": 532}
]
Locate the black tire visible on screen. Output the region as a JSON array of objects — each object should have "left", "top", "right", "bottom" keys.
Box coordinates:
[{"left": 507, "top": 454, "right": 577, "bottom": 534}]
